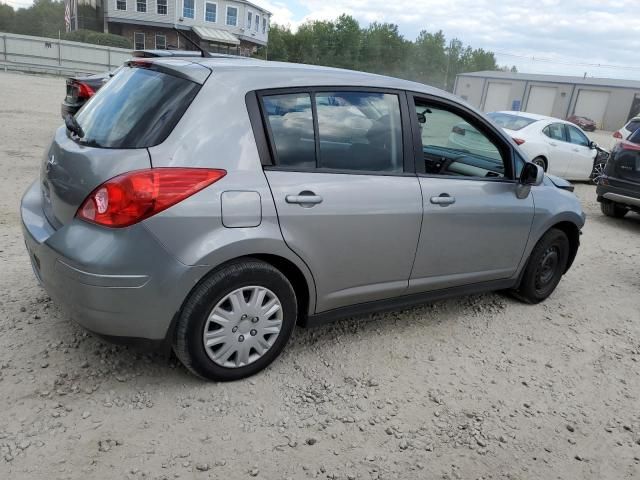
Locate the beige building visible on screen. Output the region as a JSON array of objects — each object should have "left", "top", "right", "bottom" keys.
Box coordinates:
[{"left": 455, "top": 71, "right": 640, "bottom": 131}]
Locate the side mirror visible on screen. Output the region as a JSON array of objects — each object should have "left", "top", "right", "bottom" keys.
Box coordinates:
[
  {"left": 589, "top": 141, "right": 598, "bottom": 150},
  {"left": 520, "top": 162, "right": 544, "bottom": 186}
]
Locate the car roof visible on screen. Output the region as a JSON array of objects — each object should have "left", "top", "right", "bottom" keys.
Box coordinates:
[
  {"left": 492, "top": 111, "right": 571, "bottom": 124},
  {"left": 133, "top": 50, "right": 248, "bottom": 59},
  {"left": 149, "top": 57, "right": 460, "bottom": 100}
]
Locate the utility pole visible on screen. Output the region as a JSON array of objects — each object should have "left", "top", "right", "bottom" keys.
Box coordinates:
[{"left": 444, "top": 39, "right": 454, "bottom": 92}]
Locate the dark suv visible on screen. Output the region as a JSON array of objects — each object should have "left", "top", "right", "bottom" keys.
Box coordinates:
[{"left": 597, "top": 128, "right": 640, "bottom": 218}]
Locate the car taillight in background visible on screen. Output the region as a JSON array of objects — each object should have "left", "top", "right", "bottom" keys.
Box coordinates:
[
  {"left": 73, "top": 81, "right": 95, "bottom": 100},
  {"left": 77, "top": 168, "right": 227, "bottom": 228},
  {"left": 512, "top": 137, "right": 526, "bottom": 145},
  {"left": 613, "top": 131, "right": 623, "bottom": 139}
]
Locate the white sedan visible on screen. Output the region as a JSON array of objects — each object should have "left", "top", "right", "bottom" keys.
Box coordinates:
[{"left": 486, "top": 111, "right": 598, "bottom": 181}]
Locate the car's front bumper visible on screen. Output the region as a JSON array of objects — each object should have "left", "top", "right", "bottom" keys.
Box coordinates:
[{"left": 20, "top": 180, "right": 207, "bottom": 341}]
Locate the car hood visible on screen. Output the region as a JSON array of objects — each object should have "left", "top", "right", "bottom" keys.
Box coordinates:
[{"left": 545, "top": 173, "right": 574, "bottom": 191}]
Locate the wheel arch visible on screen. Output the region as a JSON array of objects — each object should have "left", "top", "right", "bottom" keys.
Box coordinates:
[{"left": 548, "top": 221, "right": 580, "bottom": 273}]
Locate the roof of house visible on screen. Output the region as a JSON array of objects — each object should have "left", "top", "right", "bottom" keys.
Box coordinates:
[{"left": 457, "top": 71, "right": 640, "bottom": 90}]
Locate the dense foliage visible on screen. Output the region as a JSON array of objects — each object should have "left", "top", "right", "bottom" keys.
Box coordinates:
[
  {"left": 258, "top": 15, "right": 507, "bottom": 91},
  {"left": 0, "top": 0, "right": 131, "bottom": 48}
]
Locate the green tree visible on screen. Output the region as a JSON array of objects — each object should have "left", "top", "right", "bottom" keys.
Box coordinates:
[{"left": 251, "top": 16, "right": 502, "bottom": 92}]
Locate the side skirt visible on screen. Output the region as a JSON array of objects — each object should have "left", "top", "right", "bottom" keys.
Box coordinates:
[{"left": 301, "top": 278, "right": 518, "bottom": 328}]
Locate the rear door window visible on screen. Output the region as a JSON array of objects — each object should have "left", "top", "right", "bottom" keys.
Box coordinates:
[
  {"left": 261, "top": 91, "right": 404, "bottom": 173},
  {"left": 543, "top": 123, "right": 566, "bottom": 141},
  {"left": 315, "top": 92, "right": 402, "bottom": 172},
  {"left": 74, "top": 65, "right": 201, "bottom": 149},
  {"left": 262, "top": 93, "right": 315, "bottom": 168}
]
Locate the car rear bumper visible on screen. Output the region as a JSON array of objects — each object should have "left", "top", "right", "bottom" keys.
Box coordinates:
[
  {"left": 597, "top": 183, "right": 640, "bottom": 208},
  {"left": 20, "top": 180, "right": 207, "bottom": 341}
]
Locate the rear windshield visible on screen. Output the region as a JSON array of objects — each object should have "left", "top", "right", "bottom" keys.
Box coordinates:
[
  {"left": 487, "top": 112, "right": 537, "bottom": 131},
  {"left": 74, "top": 66, "right": 200, "bottom": 149},
  {"left": 628, "top": 128, "right": 640, "bottom": 144}
]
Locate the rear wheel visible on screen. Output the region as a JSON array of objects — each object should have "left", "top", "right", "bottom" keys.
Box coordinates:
[
  {"left": 513, "top": 229, "right": 569, "bottom": 304},
  {"left": 173, "top": 259, "right": 297, "bottom": 381},
  {"left": 601, "top": 201, "right": 628, "bottom": 218},
  {"left": 532, "top": 156, "right": 547, "bottom": 172}
]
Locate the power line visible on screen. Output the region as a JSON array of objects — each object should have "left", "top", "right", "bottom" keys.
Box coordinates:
[{"left": 493, "top": 50, "right": 640, "bottom": 71}]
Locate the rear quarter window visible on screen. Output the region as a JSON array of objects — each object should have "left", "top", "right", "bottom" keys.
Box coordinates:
[{"left": 74, "top": 66, "right": 200, "bottom": 149}]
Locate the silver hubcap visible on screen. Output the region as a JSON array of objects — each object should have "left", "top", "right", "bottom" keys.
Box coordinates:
[{"left": 203, "top": 286, "right": 283, "bottom": 368}]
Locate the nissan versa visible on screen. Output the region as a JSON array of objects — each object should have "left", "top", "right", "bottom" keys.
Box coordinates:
[{"left": 21, "top": 57, "right": 586, "bottom": 381}]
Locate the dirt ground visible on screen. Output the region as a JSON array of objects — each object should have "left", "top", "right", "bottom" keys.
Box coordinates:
[{"left": 1, "top": 71, "right": 639, "bottom": 480}]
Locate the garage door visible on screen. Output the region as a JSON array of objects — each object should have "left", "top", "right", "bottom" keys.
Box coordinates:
[
  {"left": 483, "top": 83, "right": 511, "bottom": 112},
  {"left": 526, "top": 86, "right": 557, "bottom": 116},
  {"left": 574, "top": 90, "right": 610, "bottom": 128}
]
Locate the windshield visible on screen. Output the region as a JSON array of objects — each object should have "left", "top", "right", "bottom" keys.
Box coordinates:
[
  {"left": 487, "top": 112, "right": 538, "bottom": 131},
  {"left": 74, "top": 66, "right": 200, "bottom": 149}
]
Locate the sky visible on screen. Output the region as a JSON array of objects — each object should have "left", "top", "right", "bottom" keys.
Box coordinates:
[
  {"left": 5, "top": 0, "right": 640, "bottom": 80},
  {"left": 257, "top": 0, "right": 640, "bottom": 80}
]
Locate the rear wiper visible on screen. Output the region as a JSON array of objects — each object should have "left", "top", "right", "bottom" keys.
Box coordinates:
[{"left": 64, "top": 114, "right": 84, "bottom": 138}]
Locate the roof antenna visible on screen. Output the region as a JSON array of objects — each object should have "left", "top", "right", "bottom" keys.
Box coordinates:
[{"left": 174, "top": 27, "right": 212, "bottom": 58}]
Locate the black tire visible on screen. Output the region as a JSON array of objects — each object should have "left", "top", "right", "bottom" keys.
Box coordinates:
[
  {"left": 173, "top": 258, "right": 297, "bottom": 381},
  {"left": 600, "top": 201, "right": 628, "bottom": 218},
  {"left": 532, "top": 156, "right": 547, "bottom": 172},
  {"left": 513, "top": 229, "right": 569, "bottom": 304}
]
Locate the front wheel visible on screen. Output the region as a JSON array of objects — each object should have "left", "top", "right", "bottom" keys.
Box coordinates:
[
  {"left": 512, "top": 229, "right": 569, "bottom": 304},
  {"left": 173, "top": 259, "right": 297, "bottom": 381},
  {"left": 590, "top": 161, "right": 607, "bottom": 184}
]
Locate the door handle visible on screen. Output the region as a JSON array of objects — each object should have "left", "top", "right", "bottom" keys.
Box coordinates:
[
  {"left": 549, "top": 142, "right": 558, "bottom": 147},
  {"left": 430, "top": 193, "right": 456, "bottom": 206},
  {"left": 285, "top": 192, "right": 323, "bottom": 205},
  {"left": 572, "top": 148, "right": 580, "bottom": 152}
]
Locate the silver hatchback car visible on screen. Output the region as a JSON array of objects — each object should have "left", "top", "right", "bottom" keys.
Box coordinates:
[{"left": 21, "top": 57, "right": 585, "bottom": 381}]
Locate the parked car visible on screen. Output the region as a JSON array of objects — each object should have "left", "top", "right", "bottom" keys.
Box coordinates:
[
  {"left": 22, "top": 58, "right": 585, "bottom": 381},
  {"left": 597, "top": 128, "right": 640, "bottom": 218},
  {"left": 612, "top": 116, "right": 640, "bottom": 141},
  {"left": 567, "top": 115, "right": 596, "bottom": 132},
  {"left": 60, "top": 50, "right": 211, "bottom": 118},
  {"left": 487, "top": 111, "right": 600, "bottom": 181}
]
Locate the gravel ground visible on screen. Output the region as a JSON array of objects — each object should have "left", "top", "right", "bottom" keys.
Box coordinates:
[{"left": 1, "top": 71, "right": 639, "bottom": 480}]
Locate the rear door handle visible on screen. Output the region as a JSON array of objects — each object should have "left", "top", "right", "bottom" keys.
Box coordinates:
[
  {"left": 286, "top": 192, "right": 323, "bottom": 205},
  {"left": 430, "top": 194, "right": 456, "bottom": 206}
]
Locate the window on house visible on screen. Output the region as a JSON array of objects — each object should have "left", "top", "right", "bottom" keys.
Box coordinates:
[
  {"left": 157, "top": 0, "right": 167, "bottom": 15},
  {"left": 205, "top": 2, "right": 216, "bottom": 22},
  {"left": 155, "top": 34, "right": 166, "bottom": 50},
  {"left": 134, "top": 32, "right": 145, "bottom": 50},
  {"left": 254, "top": 14, "right": 259, "bottom": 31},
  {"left": 262, "top": 17, "right": 267, "bottom": 34},
  {"left": 136, "top": 0, "right": 146, "bottom": 12},
  {"left": 116, "top": 0, "right": 126, "bottom": 10},
  {"left": 246, "top": 11, "right": 252, "bottom": 29},
  {"left": 226, "top": 6, "right": 238, "bottom": 26},
  {"left": 183, "top": 0, "right": 194, "bottom": 19}
]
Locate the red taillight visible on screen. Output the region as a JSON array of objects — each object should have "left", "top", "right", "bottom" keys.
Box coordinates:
[
  {"left": 512, "top": 137, "right": 526, "bottom": 145},
  {"left": 76, "top": 168, "right": 226, "bottom": 228},
  {"left": 74, "top": 81, "right": 95, "bottom": 100},
  {"left": 613, "top": 131, "right": 623, "bottom": 139}
]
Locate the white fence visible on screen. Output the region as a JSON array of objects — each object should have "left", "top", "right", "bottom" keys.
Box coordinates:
[{"left": 0, "top": 32, "right": 133, "bottom": 76}]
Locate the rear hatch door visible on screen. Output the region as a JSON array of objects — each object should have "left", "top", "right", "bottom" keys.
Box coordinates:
[{"left": 43, "top": 59, "right": 210, "bottom": 227}]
